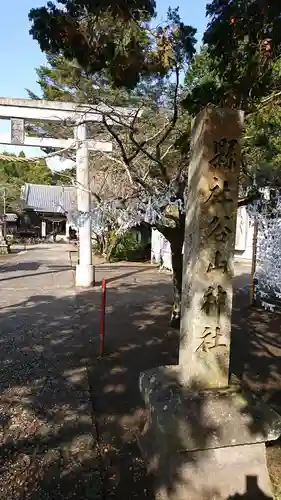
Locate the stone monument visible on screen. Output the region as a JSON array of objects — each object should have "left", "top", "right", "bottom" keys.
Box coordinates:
[
  {"left": 0, "top": 217, "right": 9, "bottom": 255},
  {"left": 138, "top": 107, "right": 281, "bottom": 500},
  {"left": 180, "top": 106, "right": 241, "bottom": 388}
]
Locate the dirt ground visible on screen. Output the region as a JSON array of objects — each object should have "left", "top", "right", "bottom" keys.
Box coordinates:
[
  {"left": 73, "top": 256, "right": 281, "bottom": 500},
  {"left": 0, "top": 248, "right": 23, "bottom": 261}
]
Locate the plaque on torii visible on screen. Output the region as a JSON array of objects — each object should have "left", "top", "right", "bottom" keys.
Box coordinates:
[{"left": 11, "top": 119, "right": 25, "bottom": 145}]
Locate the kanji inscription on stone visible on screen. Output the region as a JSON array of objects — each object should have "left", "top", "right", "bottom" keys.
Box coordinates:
[
  {"left": 207, "top": 251, "right": 228, "bottom": 273},
  {"left": 205, "top": 179, "right": 233, "bottom": 210},
  {"left": 206, "top": 215, "right": 232, "bottom": 242},
  {"left": 195, "top": 326, "right": 227, "bottom": 353},
  {"left": 180, "top": 107, "right": 244, "bottom": 388},
  {"left": 209, "top": 137, "right": 238, "bottom": 170},
  {"left": 201, "top": 285, "right": 227, "bottom": 318},
  {"left": 205, "top": 178, "right": 235, "bottom": 241}
]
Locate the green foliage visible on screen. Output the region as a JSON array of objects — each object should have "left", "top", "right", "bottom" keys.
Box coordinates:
[
  {"left": 0, "top": 152, "right": 52, "bottom": 212},
  {"left": 101, "top": 230, "right": 147, "bottom": 261},
  {"left": 181, "top": 1, "right": 281, "bottom": 113},
  {"left": 29, "top": 0, "right": 281, "bottom": 106},
  {"left": 93, "top": 228, "right": 148, "bottom": 262},
  {"left": 29, "top": 2, "right": 196, "bottom": 89},
  {"left": 111, "top": 231, "right": 144, "bottom": 261},
  {"left": 184, "top": 46, "right": 219, "bottom": 90},
  {"left": 182, "top": 45, "right": 226, "bottom": 115},
  {"left": 244, "top": 102, "right": 281, "bottom": 187},
  {"left": 52, "top": 167, "right": 76, "bottom": 185},
  {"left": 204, "top": 0, "right": 281, "bottom": 108},
  {"left": 242, "top": 53, "right": 281, "bottom": 187},
  {"left": 182, "top": 43, "right": 281, "bottom": 189}
]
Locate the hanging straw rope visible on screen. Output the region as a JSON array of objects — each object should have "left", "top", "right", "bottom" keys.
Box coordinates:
[
  {"left": 0, "top": 139, "right": 78, "bottom": 164},
  {"left": 0, "top": 153, "right": 41, "bottom": 163}
]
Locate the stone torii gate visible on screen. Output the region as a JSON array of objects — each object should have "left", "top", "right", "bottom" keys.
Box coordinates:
[{"left": 0, "top": 97, "right": 135, "bottom": 286}]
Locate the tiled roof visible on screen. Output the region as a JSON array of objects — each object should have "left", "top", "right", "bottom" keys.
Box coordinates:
[{"left": 21, "top": 183, "right": 76, "bottom": 213}]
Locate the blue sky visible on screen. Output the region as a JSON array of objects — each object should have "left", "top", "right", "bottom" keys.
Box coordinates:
[{"left": 0, "top": 0, "right": 208, "bottom": 166}]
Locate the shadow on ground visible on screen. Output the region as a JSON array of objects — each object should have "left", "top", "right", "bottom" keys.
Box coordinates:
[
  {"left": 0, "top": 262, "right": 280, "bottom": 499},
  {"left": 0, "top": 284, "right": 101, "bottom": 499},
  {"left": 0, "top": 261, "right": 72, "bottom": 283}
]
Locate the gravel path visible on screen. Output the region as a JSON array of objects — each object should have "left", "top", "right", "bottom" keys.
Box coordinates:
[{"left": 0, "top": 245, "right": 101, "bottom": 499}]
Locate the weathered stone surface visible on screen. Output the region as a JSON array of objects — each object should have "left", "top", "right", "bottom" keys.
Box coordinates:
[
  {"left": 11, "top": 118, "right": 25, "bottom": 145},
  {"left": 139, "top": 440, "right": 273, "bottom": 500},
  {"left": 180, "top": 107, "right": 244, "bottom": 388},
  {"left": 0, "top": 222, "right": 8, "bottom": 254},
  {"left": 138, "top": 366, "right": 281, "bottom": 500},
  {"left": 140, "top": 366, "right": 281, "bottom": 451},
  {"left": 0, "top": 243, "right": 9, "bottom": 255}
]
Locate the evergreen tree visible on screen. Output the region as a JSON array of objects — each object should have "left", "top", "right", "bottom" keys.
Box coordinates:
[
  {"left": 0, "top": 152, "right": 52, "bottom": 212},
  {"left": 183, "top": 44, "right": 281, "bottom": 190},
  {"left": 184, "top": 1, "right": 281, "bottom": 111},
  {"left": 29, "top": 2, "right": 196, "bottom": 88}
]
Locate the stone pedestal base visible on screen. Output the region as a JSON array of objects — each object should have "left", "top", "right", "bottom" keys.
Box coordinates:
[
  {"left": 75, "top": 264, "right": 95, "bottom": 287},
  {"left": 0, "top": 242, "right": 9, "bottom": 255},
  {"left": 138, "top": 366, "right": 281, "bottom": 500}
]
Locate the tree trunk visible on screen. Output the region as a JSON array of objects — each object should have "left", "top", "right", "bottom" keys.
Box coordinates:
[
  {"left": 105, "top": 233, "right": 120, "bottom": 262},
  {"left": 156, "top": 222, "right": 185, "bottom": 329},
  {"left": 170, "top": 234, "right": 184, "bottom": 328}
]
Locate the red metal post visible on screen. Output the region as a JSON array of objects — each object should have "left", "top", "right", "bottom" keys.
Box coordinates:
[{"left": 100, "top": 279, "right": 107, "bottom": 355}]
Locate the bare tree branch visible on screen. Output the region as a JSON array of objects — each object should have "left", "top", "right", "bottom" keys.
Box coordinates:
[
  {"left": 128, "top": 130, "right": 170, "bottom": 183},
  {"left": 101, "top": 115, "right": 135, "bottom": 184},
  {"left": 145, "top": 121, "right": 170, "bottom": 143},
  {"left": 160, "top": 143, "right": 174, "bottom": 160}
]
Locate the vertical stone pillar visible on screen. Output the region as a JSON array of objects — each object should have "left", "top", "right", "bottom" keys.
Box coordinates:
[
  {"left": 65, "top": 221, "right": 71, "bottom": 240},
  {"left": 180, "top": 107, "right": 244, "bottom": 388},
  {"left": 41, "top": 220, "right": 46, "bottom": 239},
  {"left": 75, "top": 122, "right": 94, "bottom": 287},
  {"left": 0, "top": 218, "right": 8, "bottom": 255}
]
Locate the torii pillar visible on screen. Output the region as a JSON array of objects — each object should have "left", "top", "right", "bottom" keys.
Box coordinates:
[{"left": 75, "top": 122, "right": 93, "bottom": 286}]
